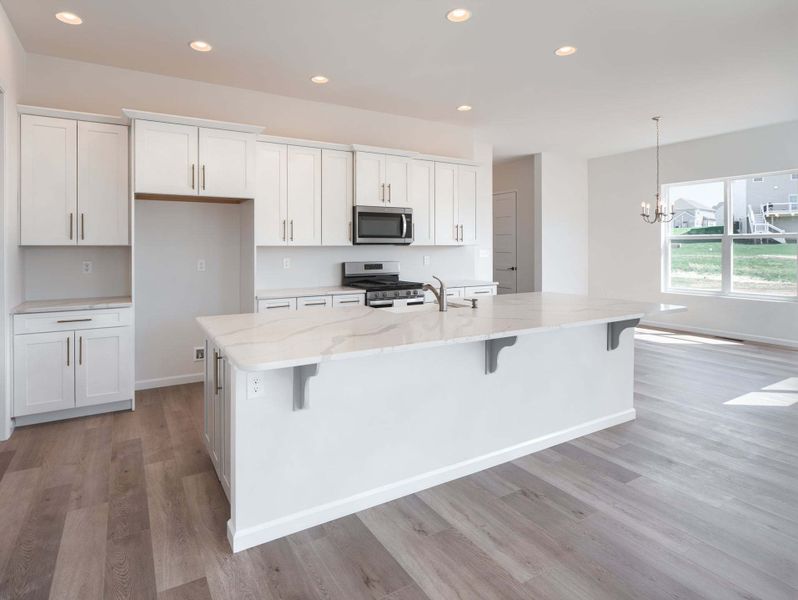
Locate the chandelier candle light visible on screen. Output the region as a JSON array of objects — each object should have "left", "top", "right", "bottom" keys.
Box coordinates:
[{"left": 641, "top": 116, "right": 675, "bottom": 224}]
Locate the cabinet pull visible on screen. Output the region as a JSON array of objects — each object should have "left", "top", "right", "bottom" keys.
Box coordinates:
[
  {"left": 290, "top": 220, "right": 294, "bottom": 241},
  {"left": 81, "top": 213, "right": 85, "bottom": 241},
  {"left": 387, "top": 183, "right": 392, "bottom": 203},
  {"left": 338, "top": 299, "right": 360, "bottom": 304},
  {"left": 79, "top": 336, "right": 83, "bottom": 365},
  {"left": 69, "top": 213, "right": 74, "bottom": 240},
  {"left": 266, "top": 304, "right": 290, "bottom": 309},
  {"left": 202, "top": 164, "right": 206, "bottom": 190},
  {"left": 303, "top": 301, "right": 327, "bottom": 306},
  {"left": 214, "top": 351, "right": 223, "bottom": 393},
  {"left": 459, "top": 224, "right": 464, "bottom": 241},
  {"left": 57, "top": 318, "right": 92, "bottom": 323},
  {"left": 454, "top": 224, "right": 458, "bottom": 241},
  {"left": 282, "top": 219, "right": 286, "bottom": 241},
  {"left": 381, "top": 183, "right": 385, "bottom": 202},
  {"left": 66, "top": 336, "right": 70, "bottom": 366},
  {"left": 348, "top": 221, "right": 352, "bottom": 241},
  {"left": 191, "top": 164, "right": 196, "bottom": 189}
]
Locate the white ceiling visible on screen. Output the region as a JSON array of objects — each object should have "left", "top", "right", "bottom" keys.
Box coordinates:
[{"left": 3, "top": 0, "right": 797, "bottom": 159}]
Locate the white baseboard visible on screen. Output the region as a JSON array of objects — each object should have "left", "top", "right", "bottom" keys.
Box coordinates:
[
  {"left": 227, "top": 408, "right": 636, "bottom": 552},
  {"left": 642, "top": 319, "right": 798, "bottom": 349},
  {"left": 14, "top": 399, "right": 134, "bottom": 427},
  {"left": 135, "top": 373, "right": 203, "bottom": 391}
]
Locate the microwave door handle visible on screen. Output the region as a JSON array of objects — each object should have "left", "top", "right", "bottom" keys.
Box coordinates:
[{"left": 401, "top": 214, "right": 407, "bottom": 239}]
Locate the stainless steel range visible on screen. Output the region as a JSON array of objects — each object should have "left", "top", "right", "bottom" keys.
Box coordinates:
[{"left": 343, "top": 261, "right": 425, "bottom": 308}]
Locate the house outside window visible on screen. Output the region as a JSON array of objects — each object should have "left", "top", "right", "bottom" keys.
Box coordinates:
[{"left": 664, "top": 170, "right": 798, "bottom": 299}]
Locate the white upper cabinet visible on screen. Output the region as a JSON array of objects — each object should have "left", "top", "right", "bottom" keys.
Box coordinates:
[
  {"left": 385, "top": 156, "right": 410, "bottom": 206},
  {"left": 458, "top": 164, "right": 478, "bottom": 245},
  {"left": 322, "top": 149, "right": 354, "bottom": 245},
  {"left": 134, "top": 120, "right": 198, "bottom": 196},
  {"left": 434, "top": 162, "right": 459, "bottom": 246},
  {"left": 134, "top": 120, "right": 256, "bottom": 199},
  {"left": 354, "top": 152, "right": 385, "bottom": 205},
  {"left": 21, "top": 115, "right": 130, "bottom": 246},
  {"left": 20, "top": 115, "right": 78, "bottom": 245},
  {"left": 77, "top": 121, "right": 129, "bottom": 245},
  {"left": 433, "top": 162, "right": 478, "bottom": 246},
  {"left": 287, "top": 146, "right": 322, "bottom": 245},
  {"left": 254, "top": 142, "right": 288, "bottom": 245},
  {"left": 408, "top": 160, "right": 435, "bottom": 245},
  {"left": 198, "top": 128, "right": 256, "bottom": 199}
]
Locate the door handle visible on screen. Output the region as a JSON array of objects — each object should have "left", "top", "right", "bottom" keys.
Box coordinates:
[{"left": 401, "top": 214, "right": 407, "bottom": 239}]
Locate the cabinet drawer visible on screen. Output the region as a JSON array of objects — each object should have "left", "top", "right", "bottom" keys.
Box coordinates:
[
  {"left": 14, "top": 308, "right": 132, "bottom": 335},
  {"left": 257, "top": 298, "right": 297, "bottom": 312},
  {"left": 332, "top": 294, "right": 365, "bottom": 308},
  {"left": 465, "top": 285, "right": 496, "bottom": 296},
  {"left": 444, "top": 287, "right": 465, "bottom": 299},
  {"left": 297, "top": 295, "right": 332, "bottom": 310}
]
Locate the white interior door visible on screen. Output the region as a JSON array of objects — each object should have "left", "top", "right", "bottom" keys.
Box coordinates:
[
  {"left": 75, "top": 327, "right": 132, "bottom": 407},
  {"left": 78, "top": 121, "right": 129, "bottom": 245},
  {"left": 134, "top": 120, "right": 198, "bottom": 196},
  {"left": 385, "top": 156, "right": 410, "bottom": 205},
  {"left": 493, "top": 191, "right": 518, "bottom": 294},
  {"left": 321, "top": 149, "right": 354, "bottom": 245},
  {"left": 355, "top": 152, "right": 385, "bottom": 205},
  {"left": 434, "top": 162, "right": 458, "bottom": 245},
  {"left": 13, "top": 331, "right": 75, "bottom": 416},
  {"left": 287, "top": 146, "right": 322, "bottom": 245},
  {"left": 254, "top": 142, "right": 288, "bottom": 245},
  {"left": 458, "top": 165, "right": 478, "bottom": 245},
  {"left": 199, "top": 128, "right": 256, "bottom": 199},
  {"left": 20, "top": 115, "right": 78, "bottom": 245},
  {"left": 409, "top": 160, "right": 435, "bottom": 245}
]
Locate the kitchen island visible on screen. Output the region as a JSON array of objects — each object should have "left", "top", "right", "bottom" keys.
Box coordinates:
[{"left": 198, "top": 292, "right": 682, "bottom": 552}]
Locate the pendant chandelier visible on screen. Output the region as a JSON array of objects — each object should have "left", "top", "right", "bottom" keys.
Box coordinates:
[{"left": 641, "top": 116, "right": 675, "bottom": 224}]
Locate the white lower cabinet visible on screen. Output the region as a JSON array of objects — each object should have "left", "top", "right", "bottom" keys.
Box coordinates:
[
  {"left": 258, "top": 293, "right": 366, "bottom": 312},
  {"left": 465, "top": 285, "right": 497, "bottom": 296},
  {"left": 13, "top": 308, "right": 133, "bottom": 418},
  {"left": 297, "top": 295, "right": 333, "bottom": 310},
  {"left": 257, "top": 297, "right": 297, "bottom": 312},
  {"left": 205, "top": 342, "right": 231, "bottom": 498},
  {"left": 332, "top": 294, "right": 365, "bottom": 307}
]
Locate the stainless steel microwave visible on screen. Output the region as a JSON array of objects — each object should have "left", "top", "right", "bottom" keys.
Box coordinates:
[{"left": 353, "top": 206, "right": 413, "bottom": 245}]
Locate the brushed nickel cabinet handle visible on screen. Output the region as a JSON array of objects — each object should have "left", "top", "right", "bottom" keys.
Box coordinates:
[
  {"left": 459, "top": 224, "right": 464, "bottom": 241},
  {"left": 304, "top": 302, "right": 327, "bottom": 306},
  {"left": 69, "top": 213, "right": 74, "bottom": 240},
  {"left": 202, "top": 164, "right": 206, "bottom": 190},
  {"left": 282, "top": 219, "right": 286, "bottom": 241},
  {"left": 81, "top": 213, "right": 85, "bottom": 241},
  {"left": 290, "top": 220, "right": 294, "bottom": 241},
  {"left": 191, "top": 164, "right": 195, "bottom": 190},
  {"left": 214, "top": 351, "right": 222, "bottom": 393},
  {"left": 266, "top": 304, "right": 291, "bottom": 309},
  {"left": 57, "top": 318, "right": 92, "bottom": 323},
  {"left": 381, "top": 183, "right": 385, "bottom": 202},
  {"left": 66, "top": 336, "right": 70, "bottom": 367},
  {"left": 79, "top": 336, "right": 83, "bottom": 365},
  {"left": 338, "top": 299, "right": 360, "bottom": 304},
  {"left": 387, "top": 183, "right": 392, "bottom": 203},
  {"left": 454, "top": 224, "right": 458, "bottom": 241}
]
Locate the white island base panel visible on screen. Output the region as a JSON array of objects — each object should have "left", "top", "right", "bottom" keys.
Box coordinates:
[{"left": 223, "top": 321, "right": 634, "bottom": 553}]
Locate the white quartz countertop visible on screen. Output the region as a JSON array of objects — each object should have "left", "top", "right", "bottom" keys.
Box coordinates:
[
  {"left": 256, "top": 286, "right": 364, "bottom": 300},
  {"left": 434, "top": 279, "right": 498, "bottom": 288},
  {"left": 13, "top": 296, "right": 133, "bottom": 314},
  {"left": 198, "top": 292, "right": 683, "bottom": 372}
]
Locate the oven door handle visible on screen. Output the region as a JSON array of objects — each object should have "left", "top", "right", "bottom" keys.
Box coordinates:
[
  {"left": 368, "top": 300, "right": 394, "bottom": 307},
  {"left": 401, "top": 214, "right": 407, "bottom": 239}
]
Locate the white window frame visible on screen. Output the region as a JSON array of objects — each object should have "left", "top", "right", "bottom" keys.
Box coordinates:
[{"left": 662, "top": 168, "right": 798, "bottom": 302}]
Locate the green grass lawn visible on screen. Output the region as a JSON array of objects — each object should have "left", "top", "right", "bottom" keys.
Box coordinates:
[{"left": 670, "top": 240, "right": 797, "bottom": 294}]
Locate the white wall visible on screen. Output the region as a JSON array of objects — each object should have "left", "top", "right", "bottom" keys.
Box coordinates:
[
  {"left": 17, "top": 54, "right": 489, "bottom": 384},
  {"left": 493, "top": 156, "right": 536, "bottom": 293},
  {"left": 589, "top": 120, "right": 798, "bottom": 346},
  {"left": 0, "top": 3, "right": 25, "bottom": 440},
  {"left": 23, "top": 247, "right": 131, "bottom": 300}
]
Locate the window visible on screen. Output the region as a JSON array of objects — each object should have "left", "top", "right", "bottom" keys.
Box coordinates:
[{"left": 664, "top": 169, "right": 798, "bottom": 299}]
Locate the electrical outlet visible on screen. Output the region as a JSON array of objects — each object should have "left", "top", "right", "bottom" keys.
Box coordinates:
[
  {"left": 423, "top": 255, "right": 430, "bottom": 266},
  {"left": 283, "top": 258, "right": 291, "bottom": 269},
  {"left": 82, "top": 261, "right": 93, "bottom": 274},
  {"left": 247, "top": 373, "right": 267, "bottom": 398},
  {"left": 194, "top": 347, "right": 205, "bottom": 361},
  {"left": 197, "top": 259, "right": 206, "bottom": 272}
]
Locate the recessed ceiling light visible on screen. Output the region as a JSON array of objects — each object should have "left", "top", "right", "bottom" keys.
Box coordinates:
[
  {"left": 446, "top": 8, "right": 472, "bottom": 23},
  {"left": 457, "top": 105, "right": 472, "bottom": 112},
  {"left": 311, "top": 75, "right": 329, "bottom": 84},
  {"left": 189, "top": 40, "right": 213, "bottom": 52},
  {"left": 554, "top": 46, "right": 577, "bottom": 57},
  {"left": 55, "top": 12, "right": 82, "bottom": 25}
]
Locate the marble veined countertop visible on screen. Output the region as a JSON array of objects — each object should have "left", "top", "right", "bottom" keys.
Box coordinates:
[
  {"left": 256, "top": 286, "right": 364, "bottom": 300},
  {"left": 198, "top": 292, "right": 683, "bottom": 372},
  {"left": 13, "top": 295, "right": 132, "bottom": 314}
]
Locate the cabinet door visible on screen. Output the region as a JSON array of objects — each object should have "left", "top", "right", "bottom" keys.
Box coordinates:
[
  {"left": 254, "top": 142, "right": 288, "bottom": 245},
  {"left": 210, "top": 346, "right": 222, "bottom": 470},
  {"left": 458, "top": 165, "right": 478, "bottom": 245},
  {"left": 287, "top": 146, "right": 322, "bottom": 245},
  {"left": 75, "top": 327, "right": 132, "bottom": 407},
  {"left": 445, "top": 287, "right": 465, "bottom": 299},
  {"left": 385, "top": 155, "right": 410, "bottom": 206},
  {"left": 13, "top": 331, "right": 75, "bottom": 416},
  {"left": 134, "top": 120, "right": 198, "bottom": 195},
  {"left": 20, "top": 115, "right": 78, "bottom": 245},
  {"left": 199, "top": 128, "right": 256, "bottom": 199},
  {"left": 257, "top": 298, "right": 297, "bottom": 312},
  {"left": 321, "top": 149, "right": 354, "bottom": 245},
  {"left": 203, "top": 339, "right": 212, "bottom": 449},
  {"left": 434, "top": 162, "right": 459, "bottom": 245},
  {"left": 354, "top": 152, "right": 385, "bottom": 205},
  {"left": 77, "top": 122, "right": 130, "bottom": 245},
  {"left": 409, "top": 160, "right": 435, "bottom": 245}
]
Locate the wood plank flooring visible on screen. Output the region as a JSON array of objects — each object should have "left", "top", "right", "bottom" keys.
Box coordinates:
[{"left": 0, "top": 328, "right": 796, "bottom": 600}]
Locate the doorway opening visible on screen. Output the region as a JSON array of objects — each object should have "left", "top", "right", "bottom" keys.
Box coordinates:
[{"left": 493, "top": 191, "right": 517, "bottom": 293}]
